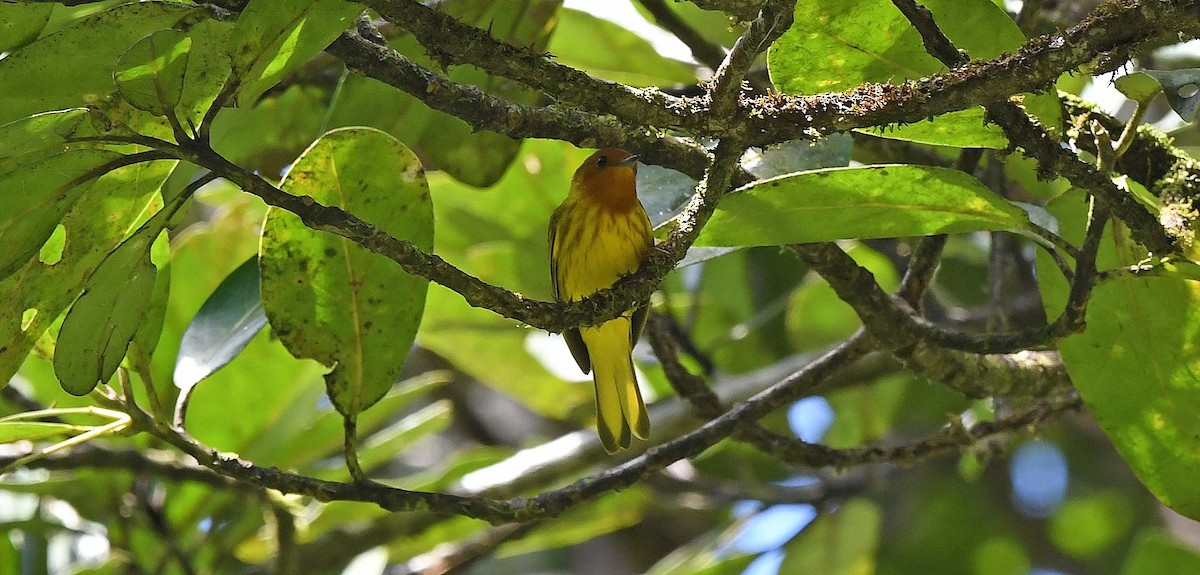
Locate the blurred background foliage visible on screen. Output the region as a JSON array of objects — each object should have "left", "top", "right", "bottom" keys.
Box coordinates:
[{"left": 2, "top": 0, "right": 1200, "bottom": 574}]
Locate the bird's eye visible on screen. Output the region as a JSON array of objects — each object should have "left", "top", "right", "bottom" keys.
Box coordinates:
[{"left": 596, "top": 155, "right": 608, "bottom": 167}]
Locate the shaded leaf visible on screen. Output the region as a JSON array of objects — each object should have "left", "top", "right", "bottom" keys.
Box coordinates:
[
  {"left": 327, "top": 0, "right": 559, "bottom": 187},
  {"left": 230, "top": 0, "right": 361, "bottom": 107},
  {"left": 0, "top": 149, "right": 123, "bottom": 279},
  {"left": 0, "top": 3, "right": 53, "bottom": 52},
  {"left": 1143, "top": 69, "right": 1200, "bottom": 121},
  {"left": 260, "top": 128, "right": 433, "bottom": 417},
  {"left": 280, "top": 372, "right": 449, "bottom": 469},
  {"left": 173, "top": 255, "right": 267, "bottom": 391},
  {"left": 0, "top": 1, "right": 202, "bottom": 125},
  {"left": 1114, "top": 72, "right": 1164, "bottom": 103},
  {"left": 312, "top": 401, "right": 453, "bottom": 481},
  {"left": 498, "top": 487, "right": 653, "bottom": 557},
  {"left": 742, "top": 135, "right": 854, "bottom": 180},
  {"left": 768, "top": 0, "right": 1061, "bottom": 148},
  {"left": 778, "top": 498, "right": 881, "bottom": 574},
  {"left": 1122, "top": 529, "right": 1200, "bottom": 575},
  {"left": 695, "top": 165, "right": 1031, "bottom": 247},
  {"left": 0, "top": 158, "right": 173, "bottom": 387},
  {"left": 54, "top": 224, "right": 163, "bottom": 395}
]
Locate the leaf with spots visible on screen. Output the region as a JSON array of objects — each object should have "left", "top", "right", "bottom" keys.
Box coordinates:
[
  {"left": 0, "top": 2, "right": 203, "bottom": 125},
  {"left": 0, "top": 3, "right": 52, "bottom": 52},
  {"left": 693, "top": 165, "right": 1032, "bottom": 247},
  {"left": 1037, "top": 189, "right": 1200, "bottom": 520},
  {"left": 229, "top": 0, "right": 361, "bottom": 107},
  {"left": 260, "top": 128, "right": 434, "bottom": 418},
  {"left": 114, "top": 29, "right": 191, "bottom": 118}
]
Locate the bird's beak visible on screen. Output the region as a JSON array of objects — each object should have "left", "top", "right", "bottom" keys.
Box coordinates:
[{"left": 617, "top": 154, "right": 639, "bottom": 167}]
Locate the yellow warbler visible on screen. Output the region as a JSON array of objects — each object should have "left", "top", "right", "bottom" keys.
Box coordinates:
[{"left": 549, "top": 148, "right": 653, "bottom": 453}]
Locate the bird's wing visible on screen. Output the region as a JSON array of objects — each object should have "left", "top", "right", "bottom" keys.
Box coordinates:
[{"left": 549, "top": 206, "right": 592, "bottom": 374}]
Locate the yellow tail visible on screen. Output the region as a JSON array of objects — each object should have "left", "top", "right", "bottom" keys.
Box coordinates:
[{"left": 581, "top": 318, "right": 649, "bottom": 453}]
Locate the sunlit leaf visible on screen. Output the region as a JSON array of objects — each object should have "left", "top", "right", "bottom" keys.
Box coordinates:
[
  {"left": 1038, "top": 189, "right": 1200, "bottom": 520},
  {"left": 695, "top": 165, "right": 1032, "bottom": 246},
  {"left": 229, "top": 0, "right": 361, "bottom": 107},
  {"left": 0, "top": 1, "right": 202, "bottom": 125},
  {"left": 0, "top": 159, "right": 173, "bottom": 387},
  {"left": 261, "top": 128, "right": 433, "bottom": 417},
  {"left": 547, "top": 8, "right": 697, "bottom": 87},
  {"left": 0, "top": 108, "right": 90, "bottom": 168},
  {"left": 0, "top": 149, "right": 123, "bottom": 279},
  {"left": 768, "top": 0, "right": 1061, "bottom": 148},
  {"left": 0, "top": 421, "right": 90, "bottom": 443},
  {"left": 114, "top": 29, "right": 191, "bottom": 117}
]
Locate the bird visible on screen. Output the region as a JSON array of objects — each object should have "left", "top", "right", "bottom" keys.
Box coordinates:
[{"left": 548, "top": 148, "right": 653, "bottom": 453}]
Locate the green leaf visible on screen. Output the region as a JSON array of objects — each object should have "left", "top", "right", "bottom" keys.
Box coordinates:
[
  {"left": 1143, "top": 69, "right": 1200, "bottom": 121},
  {"left": 768, "top": 0, "right": 1061, "bottom": 148},
  {"left": 1115, "top": 72, "right": 1164, "bottom": 103},
  {"left": 0, "top": 149, "right": 124, "bottom": 279},
  {"left": 778, "top": 499, "right": 882, "bottom": 574},
  {"left": 0, "top": 1, "right": 202, "bottom": 125},
  {"left": 312, "top": 401, "right": 453, "bottom": 481},
  {"left": 114, "top": 29, "right": 191, "bottom": 117},
  {"left": 1035, "top": 190, "right": 1200, "bottom": 518},
  {"left": 0, "top": 157, "right": 173, "bottom": 387},
  {"left": 786, "top": 242, "right": 898, "bottom": 350},
  {"left": 0, "top": 3, "right": 52, "bottom": 52},
  {"left": 822, "top": 373, "right": 910, "bottom": 448},
  {"left": 229, "top": 0, "right": 361, "bottom": 107},
  {"left": 497, "top": 487, "right": 653, "bottom": 557},
  {"left": 0, "top": 108, "right": 90, "bottom": 168},
  {"left": 547, "top": 8, "right": 697, "bottom": 87},
  {"left": 260, "top": 128, "right": 433, "bottom": 417},
  {"left": 130, "top": 230, "right": 172, "bottom": 361},
  {"left": 279, "top": 372, "right": 449, "bottom": 469},
  {"left": 1058, "top": 272, "right": 1200, "bottom": 519},
  {"left": 1048, "top": 491, "right": 1133, "bottom": 558},
  {"left": 0, "top": 421, "right": 90, "bottom": 443},
  {"left": 644, "top": 539, "right": 756, "bottom": 575},
  {"left": 176, "top": 18, "right": 235, "bottom": 131},
  {"left": 164, "top": 207, "right": 326, "bottom": 458},
  {"left": 1122, "top": 529, "right": 1200, "bottom": 575},
  {"left": 173, "top": 255, "right": 267, "bottom": 392},
  {"left": 54, "top": 225, "right": 163, "bottom": 395},
  {"left": 695, "top": 165, "right": 1031, "bottom": 246},
  {"left": 327, "top": 0, "right": 560, "bottom": 187}
]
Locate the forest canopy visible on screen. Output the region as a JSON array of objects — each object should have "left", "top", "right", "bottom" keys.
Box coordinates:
[{"left": 2, "top": 0, "right": 1200, "bottom": 574}]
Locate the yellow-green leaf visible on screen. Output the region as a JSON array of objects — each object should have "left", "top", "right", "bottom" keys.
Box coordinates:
[{"left": 260, "top": 128, "right": 433, "bottom": 417}]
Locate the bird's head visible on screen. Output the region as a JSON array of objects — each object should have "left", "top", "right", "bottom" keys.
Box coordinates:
[{"left": 570, "top": 148, "right": 640, "bottom": 211}]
